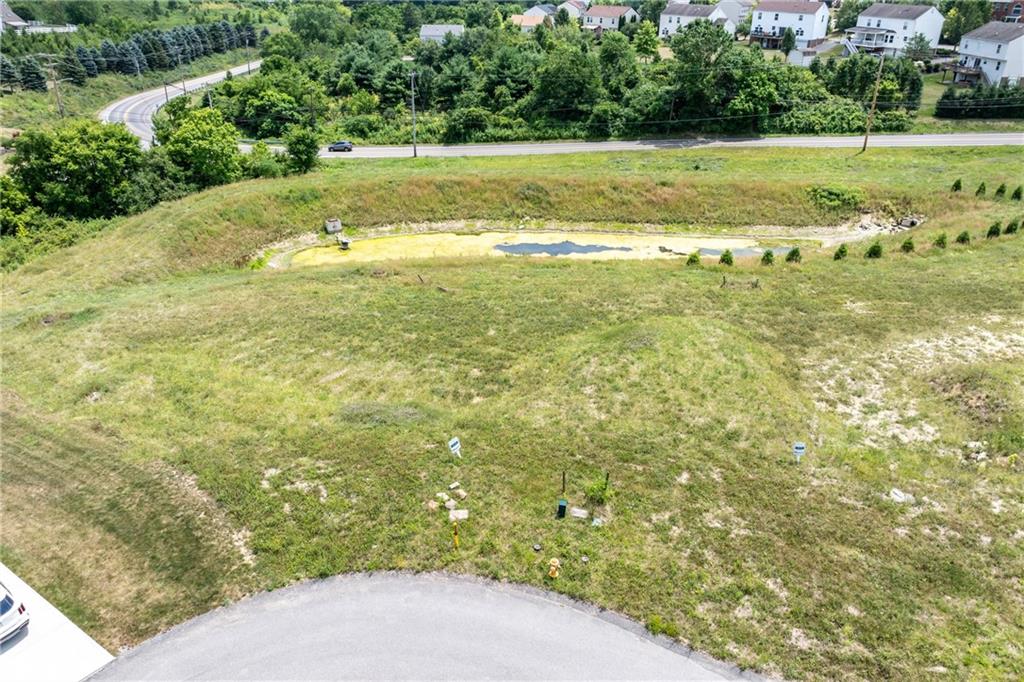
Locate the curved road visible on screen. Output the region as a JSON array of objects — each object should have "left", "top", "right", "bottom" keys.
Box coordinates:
[
  {"left": 90, "top": 573, "right": 756, "bottom": 680},
  {"left": 99, "top": 62, "right": 1023, "bottom": 156}
]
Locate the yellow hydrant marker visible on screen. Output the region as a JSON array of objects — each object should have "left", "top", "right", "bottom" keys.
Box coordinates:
[{"left": 548, "top": 558, "right": 561, "bottom": 579}]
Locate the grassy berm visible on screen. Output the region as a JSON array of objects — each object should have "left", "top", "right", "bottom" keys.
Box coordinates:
[{"left": 2, "top": 147, "right": 1023, "bottom": 680}]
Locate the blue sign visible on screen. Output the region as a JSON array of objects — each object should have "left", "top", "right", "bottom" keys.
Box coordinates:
[
  {"left": 793, "top": 442, "right": 806, "bottom": 463},
  {"left": 448, "top": 437, "right": 462, "bottom": 457}
]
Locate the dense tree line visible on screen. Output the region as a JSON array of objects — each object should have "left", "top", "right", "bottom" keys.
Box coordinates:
[
  {"left": 0, "top": 20, "right": 259, "bottom": 93},
  {"left": 205, "top": 5, "right": 923, "bottom": 145},
  {"left": 935, "top": 85, "right": 1024, "bottom": 118}
]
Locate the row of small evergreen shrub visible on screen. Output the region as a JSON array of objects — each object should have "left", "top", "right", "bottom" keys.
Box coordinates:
[{"left": 951, "top": 178, "right": 1023, "bottom": 200}]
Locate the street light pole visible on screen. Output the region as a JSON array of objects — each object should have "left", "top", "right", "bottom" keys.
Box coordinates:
[{"left": 410, "top": 71, "right": 418, "bottom": 158}]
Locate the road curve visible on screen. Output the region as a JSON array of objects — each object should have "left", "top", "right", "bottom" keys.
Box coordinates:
[
  {"left": 99, "top": 62, "right": 1022, "bottom": 157},
  {"left": 98, "top": 60, "right": 262, "bottom": 147},
  {"left": 90, "top": 572, "right": 758, "bottom": 681}
]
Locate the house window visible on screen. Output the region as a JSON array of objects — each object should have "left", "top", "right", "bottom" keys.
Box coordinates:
[
  {"left": 773, "top": 13, "right": 779, "bottom": 20},
  {"left": 797, "top": 27, "right": 804, "bottom": 36},
  {"left": 902, "top": 22, "right": 907, "bottom": 30},
  {"left": 996, "top": 44, "right": 1001, "bottom": 53},
  {"left": 798, "top": 14, "right": 803, "bottom": 21},
  {"left": 903, "top": 35, "right": 907, "bottom": 42},
  {"left": 876, "top": 20, "right": 881, "bottom": 27},
  {"left": 757, "top": 12, "right": 762, "bottom": 19}
]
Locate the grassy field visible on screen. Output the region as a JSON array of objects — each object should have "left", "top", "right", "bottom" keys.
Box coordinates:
[
  {"left": 2, "top": 146, "right": 1023, "bottom": 679},
  {"left": 0, "top": 48, "right": 253, "bottom": 131},
  {"left": 912, "top": 72, "right": 1024, "bottom": 133}
]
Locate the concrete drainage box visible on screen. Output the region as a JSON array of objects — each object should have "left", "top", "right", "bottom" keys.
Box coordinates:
[{"left": 324, "top": 218, "right": 342, "bottom": 234}]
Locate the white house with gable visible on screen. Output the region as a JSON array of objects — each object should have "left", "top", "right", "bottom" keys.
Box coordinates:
[
  {"left": 582, "top": 5, "right": 639, "bottom": 32},
  {"left": 953, "top": 21, "right": 1024, "bottom": 86},
  {"left": 557, "top": 0, "right": 590, "bottom": 21},
  {"left": 716, "top": 0, "right": 756, "bottom": 28},
  {"left": 659, "top": 4, "right": 735, "bottom": 38},
  {"left": 749, "top": 1, "right": 829, "bottom": 48},
  {"left": 845, "top": 4, "right": 944, "bottom": 56}
]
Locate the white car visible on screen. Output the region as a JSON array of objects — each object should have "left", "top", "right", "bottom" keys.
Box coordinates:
[{"left": 0, "top": 581, "right": 29, "bottom": 643}]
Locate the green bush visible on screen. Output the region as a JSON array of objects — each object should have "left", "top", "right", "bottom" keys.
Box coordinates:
[
  {"left": 900, "top": 237, "right": 914, "bottom": 253},
  {"left": 933, "top": 232, "right": 947, "bottom": 248},
  {"left": 1013, "top": 186, "right": 1023, "bottom": 201},
  {"left": 1005, "top": 218, "right": 1019, "bottom": 234},
  {"left": 807, "top": 184, "right": 865, "bottom": 213},
  {"left": 760, "top": 249, "right": 774, "bottom": 265},
  {"left": 951, "top": 178, "right": 962, "bottom": 192},
  {"left": 785, "top": 247, "right": 802, "bottom": 263},
  {"left": 865, "top": 241, "right": 883, "bottom": 259},
  {"left": 646, "top": 614, "right": 680, "bottom": 639},
  {"left": 833, "top": 243, "right": 848, "bottom": 260},
  {"left": 719, "top": 249, "right": 733, "bottom": 266},
  {"left": 955, "top": 230, "right": 971, "bottom": 245},
  {"left": 986, "top": 222, "right": 1001, "bottom": 239},
  {"left": 584, "top": 476, "right": 611, "bottom": 505},
  {"left": 686, "top": 251, "right": 701, "bottom": 266},
  {"left": 976, "top": 182, "right": 986, "bottom": 197},
  {"left": 994, "top": 183, "right": 1007, "bottom": 199}
]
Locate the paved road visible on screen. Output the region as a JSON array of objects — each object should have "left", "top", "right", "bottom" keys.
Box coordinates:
[
  {"left": 99, "top": 63, "right": 1022, "bottom": 157},
  {"left": 98, "top": 60, "right": 262, "bottom": 147},
  {"left": 91, "top": 573, "right": 755, "bottom": 680}
]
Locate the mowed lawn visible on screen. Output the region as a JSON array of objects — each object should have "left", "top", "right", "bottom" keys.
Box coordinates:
[{"left": 2, "top": 146, "right": 1023, "bottom": 680}]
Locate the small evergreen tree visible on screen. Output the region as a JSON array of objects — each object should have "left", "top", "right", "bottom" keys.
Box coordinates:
[
  {"left": 986, "top": 222, "right": 1001, "bottom": 238},
  {"left": 760, "top": 249, "right": 774, "bottom": 265},
  {"left": 1004, "top": 218, "right": 1019, "bottom": 234},
  {"left": 865, "top": 241, "right": 883, "bottom": 259},
  {"left": 951, "top": 178, "right": 962, "bottom": 192},
  {"left": 686, "top": 251, "right": 701, "bottom": 266},
  {"left": 0, "top": 55, "right": 19, "bottom": 91},
  {"left": 833, "top": 243, "right": 848, "bottom": 260},
  {"left": 976, "top": 182, "right": 986, "bottom": 197},
  {"left": 995, "top": 183, "right": 1007, "bottom": 199},
  {"left": 18, "top": 57, "right": 48, "bottom": 92},
  {"left": 719, "top": 249, "right": 734, "bottom": 266},
  {"left": 785, "top": 247, "right": 802, "bottom": 263},
  {"left": 781, "top": 27, "right": 796, "bottom": 55},
  {"left": 933, "top": 232, "right": 947, "bottom": 249},
  {"left": 58, "top": 49, "right": 87, "bottom": 86},
  {"left": 76, "top": 46, "right": 98, "bottom": 78},
  {"left": 900, "top": 237, "right": 914, "bottom": 253},
  {"left": 1012, "top": 186, "right": 1023, "bottom": 201},
  {"left": 955, "top": 230, "right": 971, "bottom": 245}
]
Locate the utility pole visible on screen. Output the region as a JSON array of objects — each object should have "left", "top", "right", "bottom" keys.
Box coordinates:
[
  {"left": 163, "top": 79, "right": 169, "bottom": 104},
  {"left": 45, "top": 58, "right": 66, "bottom": 119},
  {"left": 861, "top": 53, "right": 886, "bottom": 153},
  {"left": 410, "top": 71, "right": 418, "bottom": 158},
  {"left": 245, "top": 37, "right": 251, "bottom": 75}
]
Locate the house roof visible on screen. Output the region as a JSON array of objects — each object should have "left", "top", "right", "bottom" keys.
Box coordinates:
[
  {"left": 419, "top": 24, "right": 464, "bottom": 39},
  {"left": 663, "top": 4, "right": 718, "bottom": 17},
  {"left": 530, "top": 3, "right": 558, "bottom": 14},
  {"left": 585, "top": 5, "right": 634, "bottom": 18},
  {"left": 859, "top": 4, "right": 934, "bottom": 20},
  {"left": 1, "top": 1, "right": 28, "bottom": 27},
  {"left": 560, "top": 0, "right": 588, "bottom": 9},
  {"left": 962, "top": 21, "right": 1024, "bottom": 43},
  {"left": 755, "top": 1, "right": 826, "bottom": 15},
  {"left": 510, "top": 14, "right": 546, "bottom": 26}
]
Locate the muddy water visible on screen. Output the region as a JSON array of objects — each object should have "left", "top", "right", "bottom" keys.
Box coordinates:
[{"left": 289, "top": 231, "right": 783, "bottom": 267}]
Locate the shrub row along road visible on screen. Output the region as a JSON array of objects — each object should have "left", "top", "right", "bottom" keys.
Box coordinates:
[
  {"left": 99, "top": 63, "right": 1023, "bottom": 156},
  {"left": 91, "top": 573, "right": 750, "bottom": 680}
]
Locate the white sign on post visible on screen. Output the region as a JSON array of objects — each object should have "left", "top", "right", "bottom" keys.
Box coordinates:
[
  {"left": 793, "top": 442, "right": 806, "bottom": 464},
  {"left": 448, "top": 437, "right": 462, "bottom": 458}
]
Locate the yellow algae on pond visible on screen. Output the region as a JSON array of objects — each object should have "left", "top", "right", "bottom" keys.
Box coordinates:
[{"left": 290, "top": 231, "right": 759, "bottom": 267}]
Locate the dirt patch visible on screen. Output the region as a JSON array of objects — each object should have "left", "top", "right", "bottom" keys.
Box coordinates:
[{"left": 149, "top": 461, "right": 256, "bottom": 566}]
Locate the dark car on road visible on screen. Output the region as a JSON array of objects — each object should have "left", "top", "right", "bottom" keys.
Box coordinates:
[{"left": 328, "top": 141, "right": 354, "bottom": 152}]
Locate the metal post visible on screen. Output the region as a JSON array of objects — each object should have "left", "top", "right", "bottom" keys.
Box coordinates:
[
  {"left": 245, "top": 38, "right": 251, "bottom": 75},
  {"left": 410, "top": 71, "right": 418, "bottom": 158},
  {"left": 862, "top": 53, "right": 885, "bottom": 153},
  {"left": 163, "top": 79, "right": 169, "bottom": 104}
]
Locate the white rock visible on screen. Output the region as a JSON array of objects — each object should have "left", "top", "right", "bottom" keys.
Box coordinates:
[
  {"left": 570, "top": 507, "right": 589, "bottom": 519},
  {"left": 444, "top": 499, "right": 457, "bottom": 510},
  {"left": 889, "top": 488, "right": 915, "bottom": 504},
  {"left": 455, "top": 489, "right": 468, "bottom": 500},
  {"left": 449, "top": 482, "right": 460, "bottom": 490},
  {"left": 436, "top": 492, "right": 450, "bottom": 502},
  {"left": 449, "top": 509, "right": 469, "bottom": 521}
]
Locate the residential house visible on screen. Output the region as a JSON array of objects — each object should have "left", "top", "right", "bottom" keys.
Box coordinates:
[
  {"left": 0, "top": 1, "right": 28, "bottom": 33},
  {"left": 557, "top": 0, "right": 590, "bottom": 21},
  {"left": 524, "top": 4, "right": 558, "bottom": 18},
  {"left": 953, "top": 21, "right": 1024, "bottom": 85},
  {"left": 659, "top": 4, "right": 736, "bottom": 38},
  {"left": 844, "top": 4, "right": 944, "bottom": 56},
  {"left": 716, "top": 0, "right": 757, "bottom": 28},
  {"left": 510, "top": 14, "right": 547, "bottom": 32},
  {"left": 992, "top": 0, "right": 1023, "bottom": 23},
  {"left": 418, "top": 24, "right": 465, "bottom": 43},
  {"left": 749, "top": 1, "right": 829, "bottom": 49},
  {"left": 582, "top": 5, "right": 640, "bottom": 33}
]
